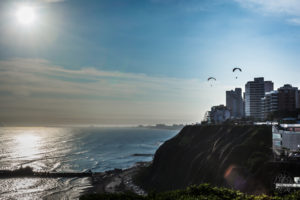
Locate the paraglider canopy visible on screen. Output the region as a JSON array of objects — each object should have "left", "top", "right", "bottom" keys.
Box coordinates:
[
  {"left": 207, "top": 77, "right": 216, "bottom": 81},
  {"left": 232, "top": 67, "right": 242, "bottom": 72}
]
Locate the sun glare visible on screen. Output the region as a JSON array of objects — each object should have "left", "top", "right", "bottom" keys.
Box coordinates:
[
  {"left": 15, "top": 133, "right": 41, "bottom": 158},
  {"left": 16, "top": 6, "right": 36, "bottom": 25}
]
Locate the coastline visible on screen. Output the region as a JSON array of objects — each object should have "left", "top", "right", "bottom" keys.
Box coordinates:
[{"left": 83, "top": 162, "right": 149, "bottom": 197}]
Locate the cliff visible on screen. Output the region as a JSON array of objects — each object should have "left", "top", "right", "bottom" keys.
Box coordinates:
[{"left": 137, "top": 125, "right": 273, "bottom": 194}]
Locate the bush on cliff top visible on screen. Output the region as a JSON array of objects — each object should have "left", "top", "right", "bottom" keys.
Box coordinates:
[{"left": 80, "top": 183, "right": 300, "bottom": 200}]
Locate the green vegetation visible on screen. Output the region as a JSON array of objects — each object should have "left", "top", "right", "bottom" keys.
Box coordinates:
[{"left": 80, "top": 184, "right": 300, "bottom": 200}]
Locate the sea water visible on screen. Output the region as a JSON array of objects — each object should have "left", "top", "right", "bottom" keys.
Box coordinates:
[{"left": 0, "top": 127, "right": 179, "bottom": 199}]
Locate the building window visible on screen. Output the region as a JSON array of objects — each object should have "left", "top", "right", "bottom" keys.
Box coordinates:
[
  {"left": 272, "top": 133, "right": 281, "bottom": 139},
  {"left": 274, "top": 141, "right": 281, "bottom": 147}
]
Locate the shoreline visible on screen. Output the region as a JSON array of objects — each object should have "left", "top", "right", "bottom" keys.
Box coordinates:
[{"left": 83, "top": 162, "right": 150, "bottom": 196}]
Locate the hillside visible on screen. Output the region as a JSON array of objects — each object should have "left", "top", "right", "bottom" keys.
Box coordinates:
[{"left": 136, "top": 125, "right": 273, "bottom": 194}]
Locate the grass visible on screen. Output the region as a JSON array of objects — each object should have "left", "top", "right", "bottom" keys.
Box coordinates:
[{"left": 80, "top": 183, "right": 300, "bottom": 200}]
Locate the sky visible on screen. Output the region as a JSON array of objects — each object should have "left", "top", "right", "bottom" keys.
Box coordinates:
[{"left": 1, "top": 0, "right": 300, "bottom": 126}]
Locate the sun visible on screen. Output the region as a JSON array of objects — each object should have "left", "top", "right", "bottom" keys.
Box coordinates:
[{"left": 16, "top": 6, "right": 36, "bottom": 25}]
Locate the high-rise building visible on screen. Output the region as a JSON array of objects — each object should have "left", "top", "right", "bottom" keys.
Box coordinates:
[
  {"left": 245, "top": 77, "right": 274, "bottom": 119},
  {"left": 260, "top": 84, "right": 299, "bottom": 120},
  {"left": 226, "top": 88, "right": 244, "bottom": 118},
  {"left": 261, "top": 91, "right": 278, "bottom": 119},
  {"left": 278, "top": 84, "right": 299, "bottom": 112},
  {"left": 264, "top": 81, "right": 274, "bottom": 94},
  {"left": 298, "top": 91, "right": 300, "bottom": 109}
]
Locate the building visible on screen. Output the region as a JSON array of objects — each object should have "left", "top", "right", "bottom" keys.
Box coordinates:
[
  {"left": 298, "top": 91, "right": 300, "bottom": 109},
  {"left": 209, "top": 105, "right": 231, "bottom": 124},
  {"left": 261, "top": 91, "right": 278, "bottom": 119},
  {"left": 264, "top": 81, "right": 274, "bottom": 94},
  {"left": 245, "top": 77, "right": 274, "bottom": 119},
  {"left": 278, "top": 84, "right": 299, "bottom": 113},
  {"left": 226, "top": 88, "right": 244, "bottom": 118},
  {"left": 260, "top": 84, "right": 299, "bottom": 120}
]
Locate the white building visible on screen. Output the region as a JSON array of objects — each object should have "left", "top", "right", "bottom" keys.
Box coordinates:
[
  {"left": 261, "top": 91, "right": 278, "bottom": 119},
  {"left": 209, "top": 105, "right": 231, "bottom": 124},
  {"left": 226, "top": 88, "right": 244, "bottom": 118},
  {"left": 245, "top": 77, "right": 273, "bottom": 119}
]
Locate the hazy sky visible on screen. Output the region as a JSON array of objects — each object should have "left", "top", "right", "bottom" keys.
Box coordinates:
[{"left": 1, "top": 0, "right": 300, "bottom": 125}]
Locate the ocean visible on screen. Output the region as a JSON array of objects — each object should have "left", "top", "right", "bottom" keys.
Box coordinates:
[{"left": 0, "top": 127, "right": 179, "bottom": 200}]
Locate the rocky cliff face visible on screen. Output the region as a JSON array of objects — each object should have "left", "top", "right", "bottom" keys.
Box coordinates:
[{"left": 138, "top": 125, "right": 272, "bottom": 194}]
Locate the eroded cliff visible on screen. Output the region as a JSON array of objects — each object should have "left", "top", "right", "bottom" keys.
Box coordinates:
[{"left": 137, "top": 125, "right": 272, "bottom": 194}]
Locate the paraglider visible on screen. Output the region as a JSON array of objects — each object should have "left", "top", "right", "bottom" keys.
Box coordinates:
[
  {"left": 232, "top": 67, "right": 242, "bottom": 79},
  {"left": 207, "top": 77, "right": 216, "bottom": 87}
]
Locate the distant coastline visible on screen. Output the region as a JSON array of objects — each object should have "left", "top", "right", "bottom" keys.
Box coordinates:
[{"left": 137, "top": 123, "right": 184, "bottom": 130}]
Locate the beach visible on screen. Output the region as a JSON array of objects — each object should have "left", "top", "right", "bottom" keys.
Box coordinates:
[{"left": 86, "top": 162, "right": 149, "bottom": 196}]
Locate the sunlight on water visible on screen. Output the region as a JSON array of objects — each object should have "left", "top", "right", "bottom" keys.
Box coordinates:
[
  {"left": 14, "top": 131, "right": 41, "bottom": 159},
  {"left": 0, "top": 126, "right": 178, "bottom": 199}
]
